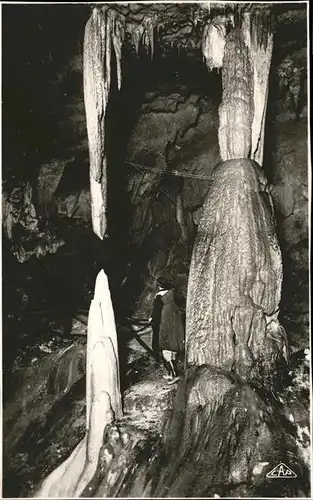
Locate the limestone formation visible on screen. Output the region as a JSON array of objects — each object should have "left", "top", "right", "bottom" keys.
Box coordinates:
[
  {"left": 83, "top": 8, "right": 124, "bottom": 239},
  {"left": 86, "top": 269, "right": 122, "bottom": 427},
  {"left": 218, "top": 29, "right": 254, "bottom": 161},
  {"left": 201, "top": 16, "right": 229, "bottom": 71},
  {"left": 186, "top": 5, "right": 286, "bottom": 380},
  {"left": 242, "top": 10, "right": 274, "bottom": 167},
  {"left": 33, "top": 270, "right": 122, "bottom": 498},
  {"left": 186, "top": 158, "right": 285, "bottom": 378}
]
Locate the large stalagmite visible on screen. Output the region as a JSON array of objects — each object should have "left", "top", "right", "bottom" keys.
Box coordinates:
[
  {"left": 186, "top": 158, "right": 285, "bottom": 375},
  {"left": 33, "top": 270, "right": 122, "bottom": 498},
  {"left": 186, "top": 13, "right": 285, "bottom": 377},
  {"left": 187, "top": 17, "right": 286, "bottom": 378},
  {"left": 86, "top": 269, "right": 122, "bottom": 427}
]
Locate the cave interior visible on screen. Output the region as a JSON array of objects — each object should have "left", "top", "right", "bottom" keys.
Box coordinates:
[{"left": 1, "top": 2, "right": 310, "bottom": 498}]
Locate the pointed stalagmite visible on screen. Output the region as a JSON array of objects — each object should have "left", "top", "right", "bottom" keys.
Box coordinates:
[
  {"left": 86, "top": 269, "right": 122, "bottom": 428},
  {"left": 33, "top": 270, "right": 122, "bottom": 498}
]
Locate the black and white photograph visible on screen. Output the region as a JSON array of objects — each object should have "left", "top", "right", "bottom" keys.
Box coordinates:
[{"left": 1, "top": 1, "right": 311, "bottom": 498}]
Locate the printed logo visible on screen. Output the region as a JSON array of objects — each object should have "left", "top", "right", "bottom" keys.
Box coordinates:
[{"left": 266, "top": 463, "right": 297, "bottom": 479}]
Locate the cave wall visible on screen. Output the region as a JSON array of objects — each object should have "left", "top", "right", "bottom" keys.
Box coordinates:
[
  {"left": 122, "top": 88, "right": 308, "bottom": 334},
  {"left": 270, "top": 118, "right": 309, "bottom": 350}
]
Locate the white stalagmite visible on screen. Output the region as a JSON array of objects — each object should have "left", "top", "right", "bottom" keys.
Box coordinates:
[
  {"left": 33, "top": 270, "right": 122, "bottom": 498},
  {"left": 242, "top": 11, "right": 273, "bottom": 167},
  {"left": 86, "top": 269, "right": 122, "bottom": 428}
]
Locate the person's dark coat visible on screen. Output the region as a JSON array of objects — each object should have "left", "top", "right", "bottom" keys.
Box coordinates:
[{"left": 157, "top": 290, "right": 185, "bottom": 352}]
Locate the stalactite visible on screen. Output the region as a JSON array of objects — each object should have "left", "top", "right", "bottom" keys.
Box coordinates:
[
  {"left": 201, "top": 20, "right": 226, "bottom": 70},
  {"left": 130, "top": 23, "right": 145, "bottom": 54},
  {"left": 105, "top": 10, "right": 112, "bottom": 98},
  {"left": 176, "top": 193, "right": 188, "bottom": 242},
  {"left": 83, "top": 8, "right": 107, "bottom": 185},
  {"left": 242, "top": 10, "right": 273, "bottom": 167},
  {"left": 249, "top": 7, "right": 273, "bottom": 51},
  {"left": 84, "top": 7, "right": 126, "bottom": 239},
  {"left": 218, "top": 28, "right": 254, "bottom": 160},
  {"left": 84, "top": 9, "right": 109, "bottom": 239},
  {"left": 145, "top": 17, "right": 155, "bottom": 58},
  {"left": 127, "top": 15, "right": 156, "bottom": 58},
  {"left": 110, "top": 11, "right": 125, "bottom": 91},
  {"left": 201, "top": 12, "right": 236, "bottom": 71}
]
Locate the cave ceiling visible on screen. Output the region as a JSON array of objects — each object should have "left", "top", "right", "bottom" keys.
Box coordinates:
[{"left": 90, "top": 2, "right": 307, "bottom": 57}]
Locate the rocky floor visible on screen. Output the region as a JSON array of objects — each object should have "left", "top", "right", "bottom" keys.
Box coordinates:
[{"left": 2, "top": 320, "right": 178, "bottom": 498}]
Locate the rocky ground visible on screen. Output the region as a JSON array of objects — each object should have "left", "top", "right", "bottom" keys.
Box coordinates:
[
  {"left": 2, "top": 317, "right": 179, "bottom": 498},
  {"left": 2, "top": 289, "right": 310, "bottom": 498}
]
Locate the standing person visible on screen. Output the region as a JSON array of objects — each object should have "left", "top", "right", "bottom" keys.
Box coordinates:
[
  {"left": 151, "top": 277, "right": 185, "bottom": 384},
  {"left": 151, "top": 283, "right": 167, "bottom": 362}
]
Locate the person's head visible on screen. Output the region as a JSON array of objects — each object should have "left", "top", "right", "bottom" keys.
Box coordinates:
[{"left": 157, "top": 276, "right": 172, "bottom": 291}]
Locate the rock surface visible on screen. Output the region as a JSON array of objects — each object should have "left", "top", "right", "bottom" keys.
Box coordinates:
[
  {"left": 2, "top": 326, "right": 178, "bottom": 498},
  {"left": 122, "top": 89, "right": 308, "bottom": 350},
  {"left": 186, "top": 158, "right": 285, "bottom": 380},
  {"left": 269, "top": 118, "right": 309, "bottom": 351}
]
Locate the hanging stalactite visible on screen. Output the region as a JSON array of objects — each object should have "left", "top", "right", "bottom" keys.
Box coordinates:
[
  {"left": 127, "top": 15, "right": 156, "bottom": 58},
  {"left": 218, "top": 28, "right": 254, "bottom": 160},
  {"left": 84, "top": 7, "right": 126, "bottom": 240},
  {"left": 201, "top": 14, "right": 234, "bottom": 71},
  {"left": 83, "top": 6, "right": 158, "bottom": 241},
  {"left": 83, "top": 8, "right": 109, "bottom": 239},
  {"left": 143, "top": 16, "right": 156, "bottom": 58},
  {"left": 129, "top": 22, "right": 145, "bottom": 54},
  {"left": 201, "top": 21, "right": 226, "bottom": 70},
  {"left": 242, "top": 9, "right": 274, "bottom": 167},
  {"left": 83, "top": 8, "right": 108, "bottom": 185},
  {"left": 110, "top": 10, "right": 125, "bottom": 91}
]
